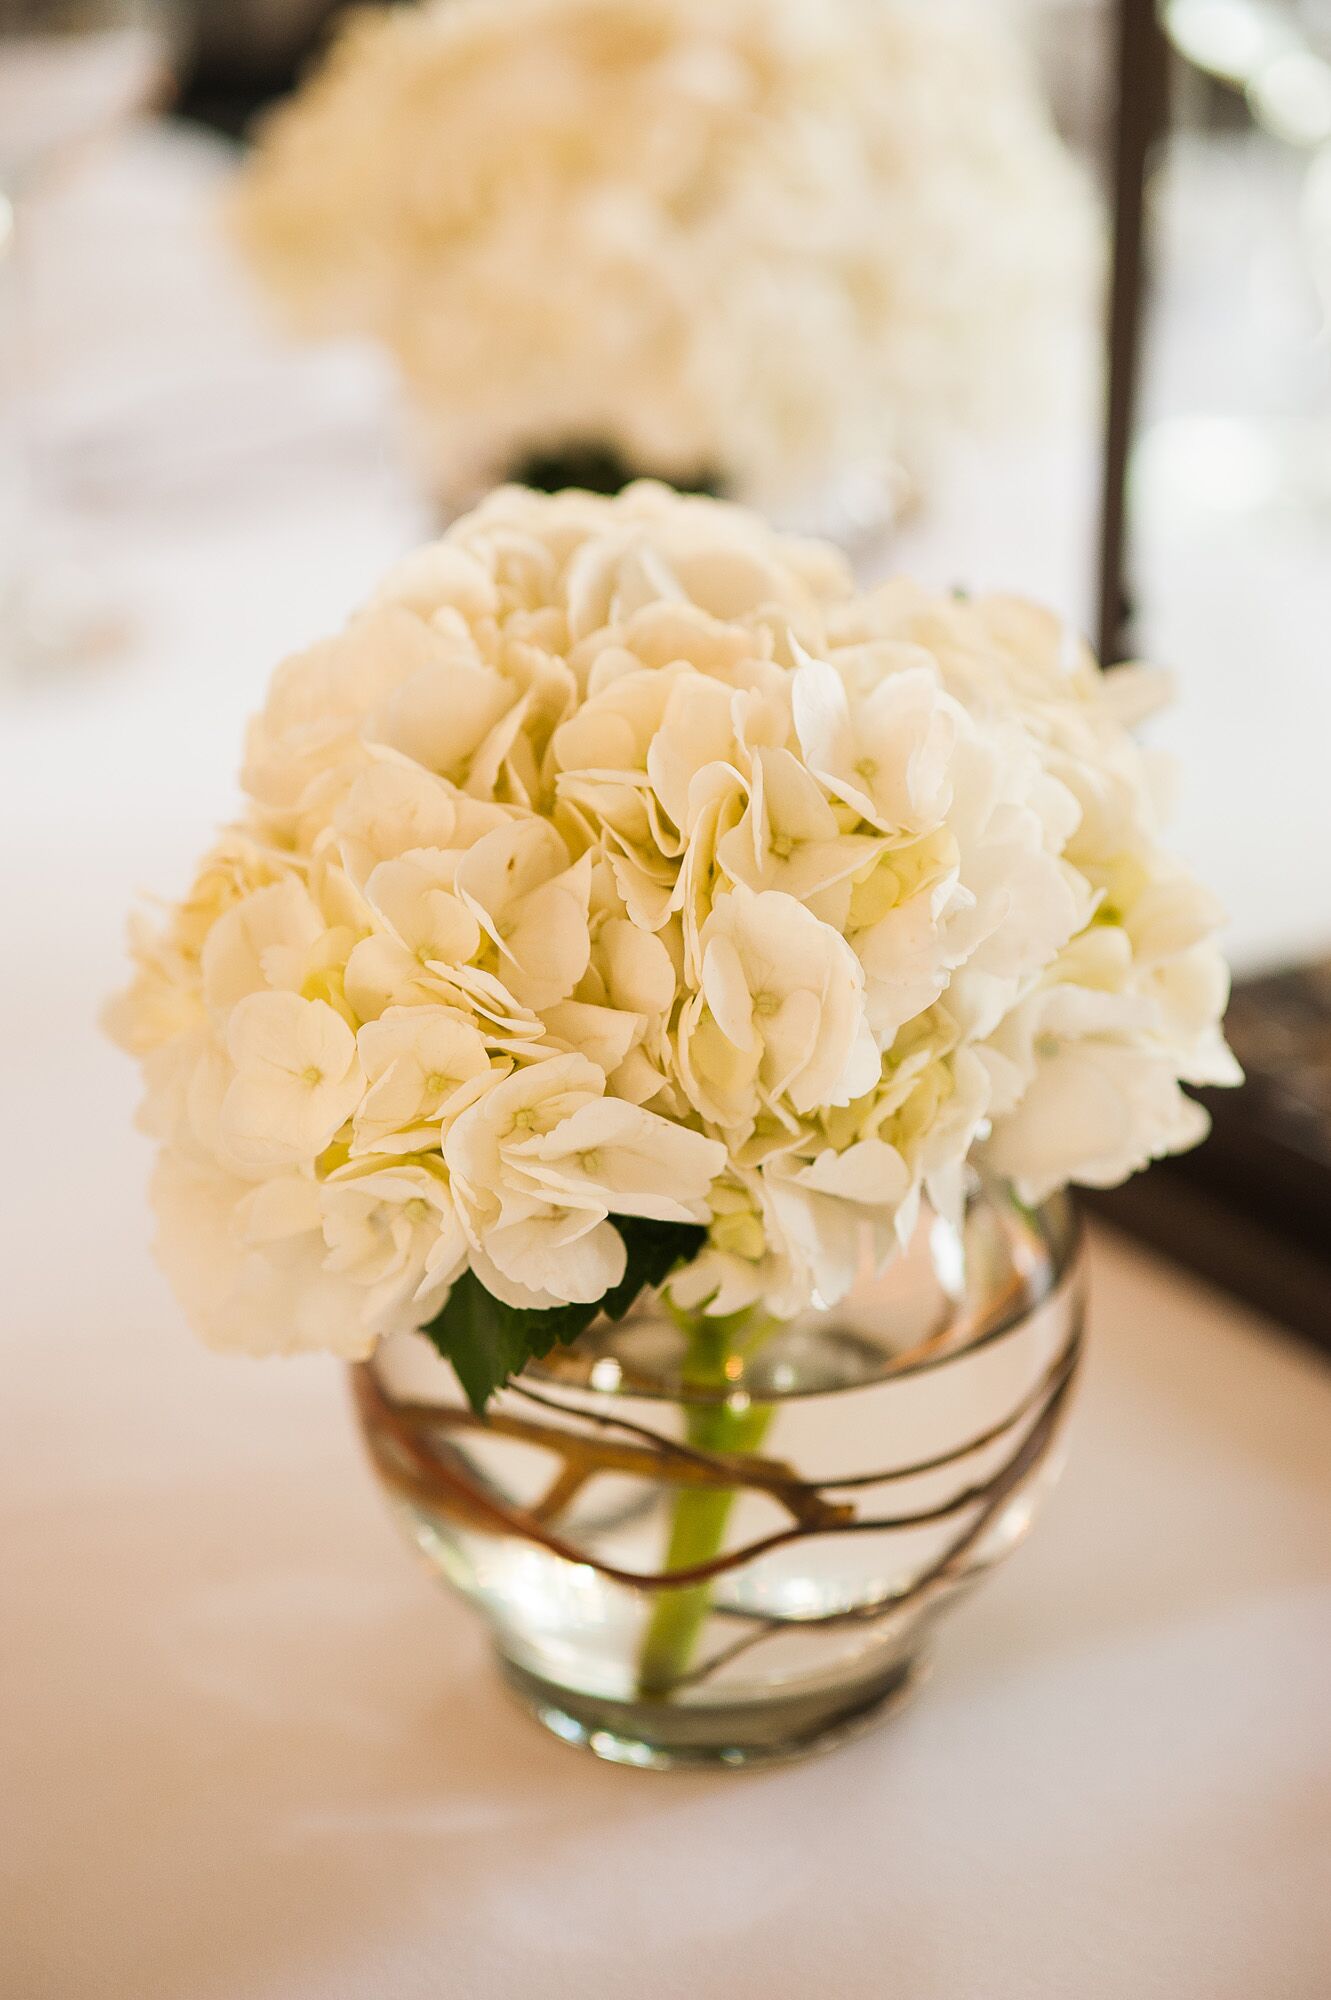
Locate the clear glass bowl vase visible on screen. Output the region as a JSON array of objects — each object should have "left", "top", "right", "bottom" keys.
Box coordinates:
[{"left": 353, "top": 1177, "right": 1085, "bottom": 1770}]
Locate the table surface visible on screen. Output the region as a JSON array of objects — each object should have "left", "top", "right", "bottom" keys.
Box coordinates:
[{"left": 2, "top": 125, "right": 1330, "bottom": 2000}]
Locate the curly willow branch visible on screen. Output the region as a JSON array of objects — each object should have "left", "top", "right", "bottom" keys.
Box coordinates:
[
  {"left": 671, "top": 1334, "right": 1082, "bottom": 1689},
  {"left": 350, "top": 1317, "right": 1082, "bottom": 1604}
]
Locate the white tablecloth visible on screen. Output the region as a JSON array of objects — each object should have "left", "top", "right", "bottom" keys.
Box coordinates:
[
  {"left": 5, "top": 1191, "right": 1329, "bottom": 1998},
  {"left": 3, "top": 126, "right": 1330, "bottom": 2000}
]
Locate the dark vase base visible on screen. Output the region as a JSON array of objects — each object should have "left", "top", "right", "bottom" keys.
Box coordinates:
[
  {"left": 505, "top": 442, "right": 726, "bottom": 499},
  {"left": 497, "top": 1648, "right": 924, "bottom": 1772}
]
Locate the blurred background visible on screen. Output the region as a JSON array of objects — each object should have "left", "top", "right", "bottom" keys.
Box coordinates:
[{"left": 2, "top": 0, "right": 1330, "bottom": 1331}]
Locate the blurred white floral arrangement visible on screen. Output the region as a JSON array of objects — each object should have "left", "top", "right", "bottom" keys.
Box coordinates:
[
  {"left": 231, "top": 0, "right": 1097, "bottom": 521},
  {"left": 112, "top": 483, "right": 1237, "bottom": 1408}
]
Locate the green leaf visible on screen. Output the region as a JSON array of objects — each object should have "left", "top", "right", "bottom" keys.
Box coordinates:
[{"left": 419, "top": 1216, "right": 707, "bottom": 1413}]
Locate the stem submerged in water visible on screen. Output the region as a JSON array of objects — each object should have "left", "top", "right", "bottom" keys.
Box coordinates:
[{"left": 636, "top": 1305, "right": 776, "bottom": 1699}]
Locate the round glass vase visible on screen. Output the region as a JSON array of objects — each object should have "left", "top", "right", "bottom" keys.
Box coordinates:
[{"left": 353, "top": 1177, "right": 1085, "bottom": 1771}]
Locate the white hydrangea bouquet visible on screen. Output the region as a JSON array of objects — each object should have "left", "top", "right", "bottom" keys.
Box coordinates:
[
  {"left": 231, "top": 0, "right": 1095, "bottom": 523},
  {"left": 113, "top": 483, "right": 1238, "bottom": 1417}
]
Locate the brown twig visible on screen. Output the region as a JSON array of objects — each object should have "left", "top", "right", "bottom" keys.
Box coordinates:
[
  {"left": 350, "top": 1319, "right": 1081, "bottom": 1599},
  {"left": 669, "top": 1333, "right": 1082, "bottom": 1688}
]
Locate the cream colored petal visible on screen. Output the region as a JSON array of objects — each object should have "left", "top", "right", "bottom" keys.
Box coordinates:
[
  {"left": 699, "top": 932, "right": 758, "bottom": 1053},
  {"left": 483, "top": 1209, "right": 626, "bottom": 1305},
  {"left": 453, "top": 818, "right": 569, "bottom": 936},
  {"left": 513, "top": 1096, "right": 724, "bottom": 1220},
  {"left": 368, "top": 655, "right": 517, "bottom": 783},
  {"left": 541, "top": 999, "right": 643, "bottom": 1075},
  {"left": 334, "top": 757, "right": 462, "bottom": 890},
  {"left": 599, "top": 918, "right": 676, "bottom": 1017},
  {"left": 364, "top": 854, "right": 481, "bottom": 965},
  {"left": 202, "top": 880, "right": 324, "bottom": 1016},
  {"left": 500, "top": 865, "right": 593, "bottom": 1011}
]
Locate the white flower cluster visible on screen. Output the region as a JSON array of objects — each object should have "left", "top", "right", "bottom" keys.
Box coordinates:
[
  {"left": 112, "top": 484, "right": 1237, "bottom": 1359},
  {"left": 232, "top": 0, "right": 1095, "bottom": 512}
]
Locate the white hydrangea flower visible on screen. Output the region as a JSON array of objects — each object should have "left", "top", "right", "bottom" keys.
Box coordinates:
[
  {"left": 444, "top": 1052, "right": 725, "bottom": 1308},
  {"left": 344, "top": 852, "right": 482, "bottom": 1022},
  {"left": 112, "top": 483, "right": 1236, "bottom": 1364},
  {"left": 680, "top": 883, "right": 878, "bottom": 1128},
  {"left": 150, "top": 1160, "right": 375, "bottom": 1359},
  {"left": 231, "top": 0, "right": 1096, "bottom": 516},
  {"left": 454, "top": 819, "right": 593, "bottom": 1010},
  {"left": 318, "top": 1160, "right": 469, "bottom": 1332},
  {"left": 219, "top": 992, "right": 364, "bottom": 1171},
  {"left": 792, "top": 655, "right": 958, "bottom": 837},
  {"left": 765, "top": 1140, "right": 915, "bottom": 1309},
  {"left": 352, "top": 1005, "right": 495, "bottom": 1156}
]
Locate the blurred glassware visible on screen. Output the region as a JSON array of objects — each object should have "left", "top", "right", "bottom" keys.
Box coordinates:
[
  {"left": 1114, "top": 0, "right": 1331, "bottom": 978},
  {"left": 1093, "top": 1, "right": 1331, "bottom": 1329},
  {"left": 0, "top": 0, "right": 178, "bottom": 679},
  {"left": 1148, "top": 0, "right": 1331, "bottom": 513},
  {"left": 0, "top": 0, "right": 169, "bottom": 194}
]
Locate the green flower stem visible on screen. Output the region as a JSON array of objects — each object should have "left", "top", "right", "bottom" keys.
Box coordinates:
[{"left": 636, "top": 1306, "right": 776, "bottom": 1700}]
